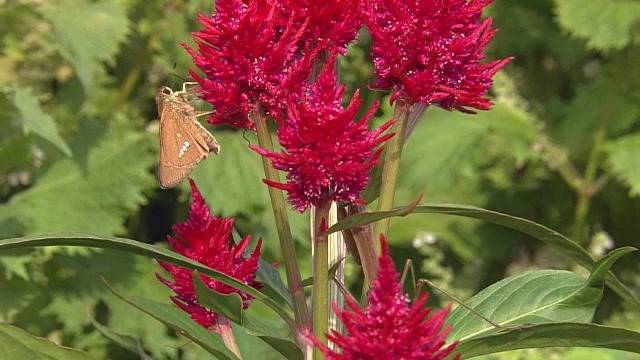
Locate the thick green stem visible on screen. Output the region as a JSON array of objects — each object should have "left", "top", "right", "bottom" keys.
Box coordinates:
[
  {"left": 373, "top": 100, "right": 410, "bottom": 246},
  {"left": 216, "top": 317, "right": 242, "bottom": 359},
  {"left": 253, "top": 105, "right": 310, "bottom": 335},
  {"left": 312, "top": 197, "right": 331, "bottom": 360}
]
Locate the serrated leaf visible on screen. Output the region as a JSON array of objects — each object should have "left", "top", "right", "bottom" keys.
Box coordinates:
[
  {"left": 554, "top": 0, "right": 640, "bottom": 51},
  {"left": 561, "top": 77, "right": 639, "bottom": 154},
  {"left": 104, "top": 282, "right": 240, "bottom": 360},
  {"left": 0, "top": 118, "right": 155, "bottom": 236},
  {"left": 605, "top": 133, "right": 640, "bottom": 196},
  {"left": 39, "top": 2, "right": 130, "bottom": 91},
  {"left": 0, "top": 323, "right": 93, "bottom": 360},
  {"left": 12, "top": 87, "right": 72, "bottom": 157},
  {"left": 446, "top": 247, "right": 635, "bottom": 342},
  {"left": 447, "top": 323, "right": 640, "bottom": 359}
]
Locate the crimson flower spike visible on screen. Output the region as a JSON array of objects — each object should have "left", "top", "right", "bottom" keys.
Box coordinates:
[
  {"left": 183, "top": 0, "right": 320, "bottom": 129},
  {"left": 310, "top": 236, "right": 460, "bottom": 359},
  {"left": 250, "top": 54, "right": 395, "bottom": 212},
  {"left": 362, "top": 0, "right": 513, "bottom": 113},
  {"left": 156, "top": 179, "right": 263, "bottom": 329},
  {"left": 276, "top": 0, "right": 363, "bottom": 54}
]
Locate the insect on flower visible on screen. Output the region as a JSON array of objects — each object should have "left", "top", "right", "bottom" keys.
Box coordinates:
[{"left": 155, "top": 83, "right": 220, "bottom": 189}]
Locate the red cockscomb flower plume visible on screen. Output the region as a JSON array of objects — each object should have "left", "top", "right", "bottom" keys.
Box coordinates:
[
  {"left": 362, "top": 0, "right": 512, "bottom": 113},
  {"left": 184, "top": 0, "right": 319, "bottom": 129},
  {"left": 156, "top": 179, "right": 263, "bottom": 329},
  {"left": 277, "top": 0, "right": 363, "bottom": 54},
  {"left": 311, "top": 236, "right": 460, "bottom": 359},
  {"left": 250, "top": 55, "right": 395, "bottom": 212}
]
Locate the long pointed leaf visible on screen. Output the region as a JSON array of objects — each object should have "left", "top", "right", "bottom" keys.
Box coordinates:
[
  {"left": 449, "top": 323, "right": 640, "bottom": 359},
  {"left": 323, "top": 202, "right": 640, "bottom": 309},
  {"left": 104, "top": 280, "right": 239, "bottom": 360},
  {"left": 0, "top": 233, "right": 296, "bottom": 330},
  {"left": 193, "top": 273, "right": 304, "bottom": 360}
]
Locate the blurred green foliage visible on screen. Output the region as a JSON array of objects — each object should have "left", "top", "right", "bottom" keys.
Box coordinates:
[{"left": 0, "top": 0, "right": 639, "bottom": 358}]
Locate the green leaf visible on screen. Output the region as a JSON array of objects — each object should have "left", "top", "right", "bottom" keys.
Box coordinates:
[
  {"left": 325, "top": 193, "right": 422, "bottom": 235},
  {"left": 39, "top": 2, "right": 130, "bottom": 91},
  {"left": 240, "top": 315, "right": 303, "bottom": 360},
  {"left": 0, "top": 118, "right": 156, "bottom": 236},
  {"left": 554, "top": 0, "right": 640, "bottom": 51},
  {"left": 0, "top": 323, "right": 93, "bottom": 360},
  {"left": 12, "top": 87, "right": 72, "bottom": 157},
  {"left": 193, "top": 273, "right": 303, "bottom": 360},
  {"left": 86, "top": 311, "right": 154, "bottom": 360},
  {"left": 0, "top": 233, "right": 296, "bottom": 330},
  {"left": 193, "top": 271, "right": 245, "bottom": 324},
  {"left": 232, "top": 228, "right": 292, "bottom": 308},
  {"left": 447, "top": 270, "right": 596, "bottom": 342},
  {"left": 412, "top": 204, "right": 640, "bottom": 309},
  {"left": 104, "top": 281, "right": 240, "bottom": 360},
  {"left": 446, "top": 247, "right": 635, "bottom": 343},
  {"left": 449, "top": 322, "right": 640, "bottom": 359},
  {"left": 0, "top": 134, "right": 33, "bottom": 174},
  {"left": 605, "top": 133, "right": 640, "bottom": 196},
  {"left": 326, "top": 202, "right": 640, "bottom": 308}
]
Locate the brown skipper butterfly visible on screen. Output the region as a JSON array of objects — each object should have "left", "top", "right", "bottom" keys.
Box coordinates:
[{"left": 155, "top": 82, "right": 220, "bottom": 189}]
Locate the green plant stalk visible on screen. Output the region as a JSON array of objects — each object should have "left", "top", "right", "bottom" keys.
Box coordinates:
[
  {"left": 217, "top": 317, "right": 242, "bottom": 359},
  {"left": 253, "top": 105, "right": 310, "bottom": 334},
  {"left": 573, "top": 128, "right": 606, "bottom": 245},
  {"left": 312, "top": 197, "right": 331, "bottom": 359},
  {"left": 373, "top": 99, "right": 409, "bottom": 246}
]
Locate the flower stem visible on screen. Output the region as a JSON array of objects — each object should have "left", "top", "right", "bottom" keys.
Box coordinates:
[
  {"left": 573, "top": 127, "right": 606, "bottom": 245},
  {"left": 373, "top": 99, "right": 409, "bottom": 245},
  {"left": 312, "top": 197, "right": 331, "bottom": 359},
  {"left": 217, "top": 317, "right": 242, "bottom": 359},
  {"left": 253, "top": 105, "right": 310, "bottom": 334}
]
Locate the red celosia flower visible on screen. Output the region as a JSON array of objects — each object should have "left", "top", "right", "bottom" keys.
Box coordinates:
[
  {"left": 362, "top": 0, "right": 512, "bottom": 113},
  {"left": 156, "top": 179, "right": 263, "bottom": 329},
  {"left": 184, "top": 0, "right": 318, "bottom": 129},
  {"left": 250, "top": 55, "right": 395, "bottom": 212},
  {"left": 311, "top": 236, "right": 460, "bottom": 359},
  {"left": 277, "top": 0, "right": 362, "bottom": 54}
]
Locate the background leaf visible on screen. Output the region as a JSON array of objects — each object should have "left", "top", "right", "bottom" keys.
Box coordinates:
[
  {"left": 554, "top": 0, "right": 640, "bottom": 51},
  {"left": 0, "top": 323, "right": 93, "bottom": 360},
  {"left": 39, "top": 2, "right": 130, "bottom": 92},
  {"left": 0, "top": 117, "right": 155, "bottom": 236},
  {"left": 12, "top": 87, "right": 72, "bottom": 157},
  {"left": 605, "top": 133, "right": 640, "bottom": 196}
]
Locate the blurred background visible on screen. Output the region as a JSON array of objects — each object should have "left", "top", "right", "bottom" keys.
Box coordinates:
[{"left": 0, "top": 0, "right": 639, "bottom": 359}]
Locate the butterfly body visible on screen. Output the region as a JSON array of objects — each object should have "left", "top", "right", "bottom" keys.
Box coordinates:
[{"left": 155, "top": 85, "right": 220, "bottom": 189}]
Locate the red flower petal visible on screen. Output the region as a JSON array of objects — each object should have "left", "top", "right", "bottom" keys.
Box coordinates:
[{"left": 156, "top": 179, "right": 263, "bottom": 328}]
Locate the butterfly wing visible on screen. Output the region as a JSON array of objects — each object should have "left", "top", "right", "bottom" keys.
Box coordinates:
[{"left": 158, "top": 97, "right": 211, "bottom": 189}]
